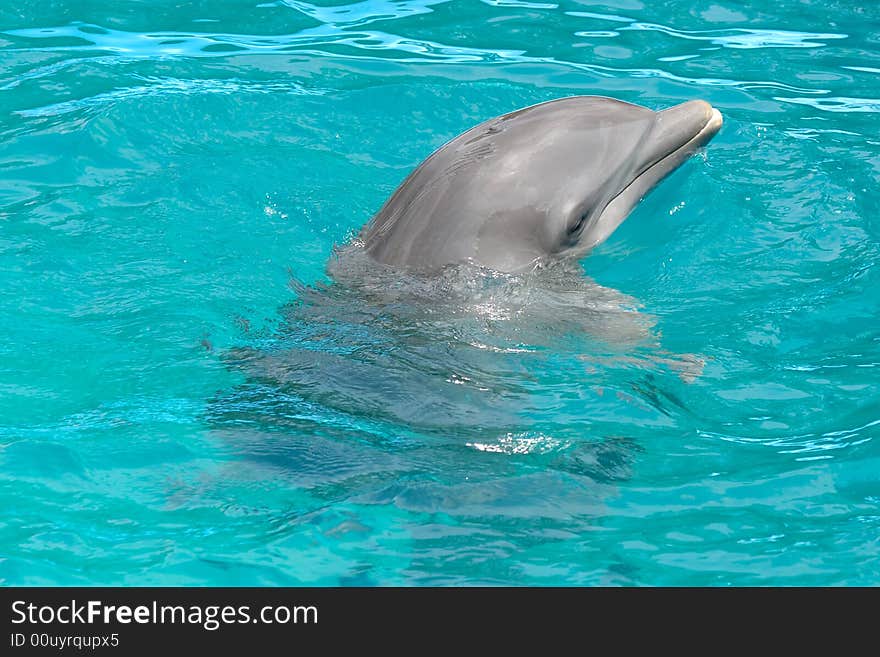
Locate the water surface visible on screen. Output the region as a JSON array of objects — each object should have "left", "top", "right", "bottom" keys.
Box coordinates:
[{"left": 1, "top": 1, "right": 879, "bottom": 585}]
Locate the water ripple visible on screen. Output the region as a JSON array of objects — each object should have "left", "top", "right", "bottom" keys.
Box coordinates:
[
  {"left": 268, "top": 0, "right": 447, "bottom": 27},
  {"left": 3, "top": 20, "right": 831, "bottom": 101},
  {"left": 3, "top": 0, "right": 879, "bottom": 587},
  {"left": 623, "top": 23, "right": 847, "bottom": 50},
  {"left": 699, "top": 417, "right": 878, "bottom": 456},
  {"left": 16, "top": 77, "right": 324, "bottom": 118},
  {"left": 776, "top": 95, "right": 880, "bottom": 113}
]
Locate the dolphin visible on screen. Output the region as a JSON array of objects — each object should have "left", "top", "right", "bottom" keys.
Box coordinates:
[{"left": 360, "top": 96, "right": 722, "bottom": 273}]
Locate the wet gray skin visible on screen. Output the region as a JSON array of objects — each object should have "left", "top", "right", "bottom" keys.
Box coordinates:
[{"left": 362, "top": 96, "right": 723, "bottom": 273}]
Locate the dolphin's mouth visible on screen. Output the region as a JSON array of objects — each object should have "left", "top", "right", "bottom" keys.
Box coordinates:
[
  {"left": 627, "top": 102, "right": 723, "bottom": 196},
  {"left": 581, "top": 101, "right": 723, "bottom": 252},
  {"left": 609, "top": 103, "right": 722, "bottom": 211}
]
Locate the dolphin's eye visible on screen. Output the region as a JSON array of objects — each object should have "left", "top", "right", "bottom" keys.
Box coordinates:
[{"left": 567, "top": 213, "right": 588, "bottom": 236}]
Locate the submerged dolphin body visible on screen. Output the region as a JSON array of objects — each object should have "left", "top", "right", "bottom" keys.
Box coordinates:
[{"left": 361, "top": 96, "right": 722, "bottom": 273}]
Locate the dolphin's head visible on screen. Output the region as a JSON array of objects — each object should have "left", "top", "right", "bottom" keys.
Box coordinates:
[
  {"left": 539, "top": 97, "right": 723, "bottom": 262},
  {"left": 362, "top": 95, "right": 722, "bottom": 273}
]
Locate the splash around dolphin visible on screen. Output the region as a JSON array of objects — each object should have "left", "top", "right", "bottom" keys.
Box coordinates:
[{"left": 360, "top": 96, "right": 722, "bottom": 274}]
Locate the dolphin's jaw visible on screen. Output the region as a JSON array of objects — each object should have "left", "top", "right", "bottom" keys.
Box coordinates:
[
  {"left": 624, "top": 103, "right": 723, "bottom": 205},
  {"left": 706, "top": 108, "right": 723, "bottom": 137},
  {"left": 577, "top": 103, "right": 723, "bottom": 253}
]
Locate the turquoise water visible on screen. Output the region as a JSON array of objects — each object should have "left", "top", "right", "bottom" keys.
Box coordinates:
[{"left": 2, "top": 1, "right": 879, "bottom": 586}]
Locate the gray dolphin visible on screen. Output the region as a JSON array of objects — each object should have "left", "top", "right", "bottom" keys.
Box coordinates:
[{"left": 360, "top": 96, "right": 722, "bottom": 273}]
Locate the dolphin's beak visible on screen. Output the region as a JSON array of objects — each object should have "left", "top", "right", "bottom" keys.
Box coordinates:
[
  {"left": 644, "top": 100, "right": 723, "bottom": 170},
  {"left": 583, "top": 99, "right": 723, "bottom": 250}
]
